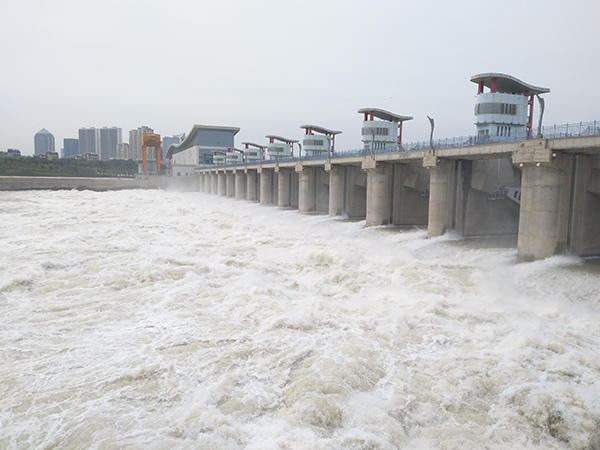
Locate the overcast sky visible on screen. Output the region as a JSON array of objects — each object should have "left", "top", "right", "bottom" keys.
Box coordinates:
[{"left": 1, "top": 0, "right": 599, "bottom": 156}]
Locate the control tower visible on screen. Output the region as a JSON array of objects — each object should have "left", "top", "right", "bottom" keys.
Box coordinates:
[
  {"left": 265, "top": 135, "right": 299, "bottom": 159},
  {"left": 225, "top": 148, "right": 244, "bottom": 164},
  {"left": 471, "top": 73, "right": 549, "bottom": 141},
  {"left": 212, "top": 151, "right": 226, "bottom": 165},
  {"left": 358, "top": 108, "right": 413, "bottom": 152},
  {"left": 241, "top": 142, "right": 266, "bottom": 162},
  {"left": 299, "top": 125, "right": 342, "bottom": 157}
]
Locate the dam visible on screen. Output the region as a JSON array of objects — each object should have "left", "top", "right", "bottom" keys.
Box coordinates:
[
  {"left": 190, "top": 73, "right": 600, "bottom": 261},
  {"left": 4, "top": 73, "right": 600, "bottom": 261},
  {"left": 197, "top": 132, "right": 600, "bottom": 261}
]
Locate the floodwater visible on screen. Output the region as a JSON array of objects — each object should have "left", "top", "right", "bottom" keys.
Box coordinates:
[{"left": 1, "top": 189, "right": 599, "bottom": 450}]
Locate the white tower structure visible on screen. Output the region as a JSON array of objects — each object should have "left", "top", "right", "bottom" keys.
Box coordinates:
[
  {"left": 358, "top": 108, "right": 413, "bottom": 152},
  {"left": 225, "top": 148, "right": 245, "bottom": 164},
  {"left": 471, "top": 73, "right": 549, "bottom": 141},
  {"left": 299, "top": 125, "right": 341, "bottom": 157},
  {"left": 241, "top": 142, "right": 266, "bottom": 162},
  {"left": 265, "top": 135, "right": 299, "bottom": 159},
  {"left": 212, "top": 151, "right": 227, "bottom": 165}
]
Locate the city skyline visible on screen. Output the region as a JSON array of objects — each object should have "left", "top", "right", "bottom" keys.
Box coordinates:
[
  {"left": 18, "top": 125, "right": 182, "bottom": 161},
  {"left": 77, "top": 127, "right": 122, "bottom": 161},
  {"left": 2, "top": 0, "right": 599, "bottom": 156}
]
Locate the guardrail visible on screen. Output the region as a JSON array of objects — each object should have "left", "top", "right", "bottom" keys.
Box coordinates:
[
  {"left": 405, "top": 120, "right": 600, "bottom": 151},
  {"left": 200, "top": 120, "right": 599, "bottom": 169}
]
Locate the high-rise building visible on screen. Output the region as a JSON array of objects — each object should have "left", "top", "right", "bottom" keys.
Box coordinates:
[
  {"left": 78, "top": 127, "right": 122, "bottom": 160},
  {"left": 34, "top": 128, "right": 55, "bottom": 155},
  {"left": 78, "top": 128, "right": 99, "bottom": 155},
  {"left": 98, "top": 127, "right": 122, "bottom": 160},
  {"left": 129, "top": 126, "right": 154, "bottom": 162},
  {"left": 63, "top": 138, "right": 79, "bottom": 158},
  {"left": 116, "top": 142, "right": 130, "bottom": 160}
]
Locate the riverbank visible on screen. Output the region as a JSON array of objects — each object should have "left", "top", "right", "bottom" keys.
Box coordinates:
[{"left": 0, "top": 175, "right": 198, "bottom": 191}]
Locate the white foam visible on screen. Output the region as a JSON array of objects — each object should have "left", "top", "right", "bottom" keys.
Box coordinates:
[{"left": 1, "top": 189, "right": 599, "bottom": 449}]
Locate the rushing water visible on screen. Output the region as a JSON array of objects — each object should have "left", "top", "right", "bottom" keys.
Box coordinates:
[{"left": 1, "top": 189, "right": 600, "bottom": 450}]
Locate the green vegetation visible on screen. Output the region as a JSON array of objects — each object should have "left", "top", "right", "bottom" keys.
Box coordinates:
[{"left": 0, "top": 156, "right": 138, "bottom": 177}]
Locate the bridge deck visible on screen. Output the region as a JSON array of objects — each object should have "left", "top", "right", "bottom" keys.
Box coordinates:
[{"left": 198, "top": 135, "right": 600, "bottom": 173}]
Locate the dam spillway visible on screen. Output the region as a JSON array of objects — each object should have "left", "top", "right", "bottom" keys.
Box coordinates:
[{"left": 198, "top": 134, "right": 600, "bottom": 260}]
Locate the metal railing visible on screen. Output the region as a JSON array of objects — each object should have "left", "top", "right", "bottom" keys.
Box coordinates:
[
  {"left": 201, "top": 120, "right": 599, "bottom": 168},
  {"left": 544, "top": 121, "right": 600, "bottom": 138},
  {"left": 404, "top": 120, "right": 600, "bottom": 152}
]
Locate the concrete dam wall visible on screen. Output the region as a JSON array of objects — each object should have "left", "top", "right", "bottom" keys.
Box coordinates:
[{"left": 199, "top": 135, "right": 600, "bottom": 260}]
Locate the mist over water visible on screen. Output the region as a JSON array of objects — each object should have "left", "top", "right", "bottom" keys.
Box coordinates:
[{"left": 1, "top": 189, "right": 600, "bottom": 450}]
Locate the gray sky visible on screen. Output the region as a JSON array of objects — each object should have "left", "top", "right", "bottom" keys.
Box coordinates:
[{"left": 2, "top": 0, "right": 599, "bottom": 156}]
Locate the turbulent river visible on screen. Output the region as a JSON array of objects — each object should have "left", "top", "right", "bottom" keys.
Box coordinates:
[{"left": 1, "top": 189, "right": 600, "bottom": 450}]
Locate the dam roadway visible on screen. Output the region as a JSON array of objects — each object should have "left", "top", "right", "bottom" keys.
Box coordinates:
[{"left": 197, "top": 135, "right": 600, "bottom": 261}]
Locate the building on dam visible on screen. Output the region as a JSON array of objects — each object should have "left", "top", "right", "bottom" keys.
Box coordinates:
[
  {"left": 471, "top": 72, "right": 550, "bottom": 142},
  {"left": 167, "top": 124, "right": 240, "bottom": 177}
]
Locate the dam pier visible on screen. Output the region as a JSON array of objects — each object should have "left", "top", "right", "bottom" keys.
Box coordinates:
[
  {"left": 189, "top": 74, "right": 600, "bottom": 261},
  {"left": 197, "top": 134, "right": 600, "bottom": 261}
]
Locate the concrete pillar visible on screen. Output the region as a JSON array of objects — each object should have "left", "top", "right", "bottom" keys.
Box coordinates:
[
  {"left": 290, "top": 170, "right": 299, "bottom": 208},
  {"left": 260, "top": 169, "right": 274, "bottom": 205},
  {"left": 427, "top": 159, "right": 457, "bottom": 237},
  {"left": 246, "top": 170, "right": 258, "bottom": 202},
  {"left": 278, "top": 168, "right": 292, "bottom": 208},
  {"left": 315, "top": 167, "right": 329, "bottom": 213},
  {"left": 204, "top": 172, "right": 211, "bottom": 194},
  {"left": 364, "top": 159, "right": 393, "bottom": 227},
  {"left": 235, "top": 171, "right": 246, "bottom": 200},
  {"left": 328, "top": 164, "right": 345, "bottom": 217},
  {"left": 298, "top": 166, "right": 316, "bottom": 213},
  {"left": 273, "top": 169, "right": 279, "bottom": 203},
  {"left": 217, "top": 172, "right": 226, "bottom": 197},
  {"left": 198, "top": 173, "right": 205, "bottom": 193},
  {"left": 516, "top": 153, "right": 572, "bottom": 260},
  {"left": 226, "top": 172, "right": 235, "bottom": 198},
  {"left": 211, "top": 172, "right": 218, "bottom": 195}
]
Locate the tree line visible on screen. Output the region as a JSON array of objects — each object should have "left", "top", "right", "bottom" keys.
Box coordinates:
[{"left": 0, "top": 156, "right": 138, "bottom": 177}]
